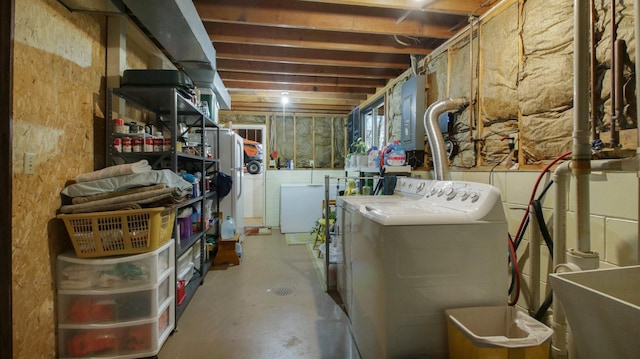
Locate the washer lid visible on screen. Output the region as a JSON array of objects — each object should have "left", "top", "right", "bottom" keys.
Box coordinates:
[
  {"left": 360, "top": 181, "right": 506, "bottom": 226},
  {"left": 361, "top": 201, "right": 472, "bottom": 225}
]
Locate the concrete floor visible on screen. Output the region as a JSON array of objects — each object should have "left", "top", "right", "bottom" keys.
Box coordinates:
[{"left": 159, "top": 228, "right": 357, "bottom": 359}]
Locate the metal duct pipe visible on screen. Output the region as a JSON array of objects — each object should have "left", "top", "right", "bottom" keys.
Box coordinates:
[{"left": 423, "top": 98, "right": 469, "bottom": 180}]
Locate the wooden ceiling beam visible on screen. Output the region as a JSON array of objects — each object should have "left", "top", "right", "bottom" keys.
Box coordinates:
[
  {"left": 216, "top": 59, "right": 402, "bottom": 79},
  {"left": 231, "top": 94, "right": 361, "bottom": 107},
  {"left": 226, "top": 102, "right": 354, "bottom": 113},
  {"left": 214, "top": 43, "right": 410, "bottom": 69},
  {"left": 229, "top": 89, "right": 368, "bottom": 101},
  {"left": 194, "top": 0, "right": 459, "bottom": 39},
  {"left": 219, "top": 71, "right": 387, "bottom": 88},
  {"left": 204, "top": 22, "right": 434, "bottom": 56},
  {"left": 224, "top": 80, "right": 378, "bottom": 94},
  {"left": 295, "top": 0, "right": 489, "bottom": 15}
]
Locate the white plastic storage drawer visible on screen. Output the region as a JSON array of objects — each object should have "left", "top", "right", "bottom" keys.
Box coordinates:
[
  {"left": 192, "top": 239, "right": 202, "bottom": 272},
  {"left": 177, "top": 246, "right": 193, "bottom": 274},
  {"left": 58, "top": 298, "right": 175, "bottom": 359},
  {"left": 57, "top": 271, "right": 173, "bottom": 325},
  {"left": 57, "top": 240, "right": 174, "bottom": 290},
  {"left": 178, "top": 262, "right": 195, "bottom": 284}
]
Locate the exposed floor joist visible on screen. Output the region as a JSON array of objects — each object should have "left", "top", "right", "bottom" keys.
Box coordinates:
[{"left": 192, "top": 0, "right": 494, "bottom": 113}]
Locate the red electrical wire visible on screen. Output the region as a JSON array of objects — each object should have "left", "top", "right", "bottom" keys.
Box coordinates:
[
  {"left": 513, "top": 151, "right": 572, "bottom": 246},
  {"left": 507, "top": 235, "right": 521, "bottom": 306},
  {"left": 508, "top": 151, "right": 572, "bottom": 306}
]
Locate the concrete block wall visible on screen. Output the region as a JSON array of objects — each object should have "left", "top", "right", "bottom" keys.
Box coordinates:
[{"left": 452, "top": 170, "right": 639, "bottom": 311}]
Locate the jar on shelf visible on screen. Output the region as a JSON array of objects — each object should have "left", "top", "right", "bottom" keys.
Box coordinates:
[
  {"left": 132, "top": 137, "right": 142, "bottom": 152},
  {"left": 144, "top": 136, "right": 154, "bottom": 152},
  {"left": 153, "top": 132, "right": 163, "bottom": 152},
  {"left": 113, "top": 138, "right": 122, "bottom": 152},
  {"left": 122, "top": 137, "right": 132, "bottom": 153}
]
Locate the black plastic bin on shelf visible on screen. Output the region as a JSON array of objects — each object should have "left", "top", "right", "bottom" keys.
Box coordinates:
[{"left": 445, "top": 306, "right": 553, "bottom": 359}]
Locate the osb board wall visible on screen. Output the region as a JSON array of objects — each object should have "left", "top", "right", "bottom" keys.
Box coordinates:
[
  {"left": 220, "top": 112, "right": 347, "bottom": 169},
  {"left": 12, "top": 0, "right": 106, "bottom": 357}
]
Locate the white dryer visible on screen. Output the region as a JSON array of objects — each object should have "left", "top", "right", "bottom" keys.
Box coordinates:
[{"left": 349, "top": 180, "right": 507, "bottom": 359}]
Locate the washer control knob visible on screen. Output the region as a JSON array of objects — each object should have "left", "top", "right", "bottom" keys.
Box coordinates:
[
  {"left": 437, "top": 188, "right": 445, "bottom": 196},
  {"left": 470, "top": 192, "right": 480, "bottom": 202},
  {"left": 446, "top": 190, "right": 457, "bottom": 200},
  {"left": 459, "top": 191, "right": 469, "bottom": 200},
  {"left": 430, "top": 187, "right": 438, "bottom": 195},
  {"left": 417, "top": 182, "right": 425, "bottom": 192},
  {"left": 444, "top": 187, "right": 454, "bottom": 196}
]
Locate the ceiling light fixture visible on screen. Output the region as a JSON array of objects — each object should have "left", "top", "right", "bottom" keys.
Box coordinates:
[{"left": 281, "top": 91, "right": 289, "bottom": 104}]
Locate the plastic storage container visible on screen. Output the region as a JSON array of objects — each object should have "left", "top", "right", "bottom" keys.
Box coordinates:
[
  {"left": 57, "top": 207, "right": 175, "bottom": 258},
  {"left": 58, "top": 272, "right": 172, "bottom": 325},
  {"left": 57, "top": 240, "right": 174, "bottom": 290},
  {"left": 177, "top": 246, "right": 193, "bottom": 275},
  {"left": 192, "top": 239, "right": 202, "bottom": 272},
  {"left": 445, "top": 306, "right": 553, "bottom": 359},
  {"left": 221, "top": 215, "right": 235, "bottom": 239},
  {"left": 58, "top": 298, "right": 174, "bottom": 359},
  {"left": 384, "top": 140, "right": 406, "bottom": 166},
  {"left": 56, "top": 241, "right": 175, "bottom": 358}
]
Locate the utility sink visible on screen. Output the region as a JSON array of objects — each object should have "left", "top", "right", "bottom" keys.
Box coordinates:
[{"left": 549, "top": 265, "right": 640, "bottom": 359}]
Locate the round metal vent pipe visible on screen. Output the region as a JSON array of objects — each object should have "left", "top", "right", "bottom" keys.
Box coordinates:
[{"left": 423, "top": 98, "right": 469, "bottom": 180}]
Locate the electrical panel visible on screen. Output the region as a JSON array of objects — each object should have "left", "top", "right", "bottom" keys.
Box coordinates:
[{"left": 400, "top": 74, "right": 426, "bottom": 151}]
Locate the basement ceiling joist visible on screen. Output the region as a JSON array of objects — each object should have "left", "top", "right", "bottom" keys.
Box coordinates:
[{"left": 193, "top": 0, "right": 496, "bottom": 113}]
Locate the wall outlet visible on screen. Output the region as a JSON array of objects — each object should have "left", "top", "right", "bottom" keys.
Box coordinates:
[
  {"left": 24, "top": 152, "right": 35, "bottom": 175},
  {"left": 309, "top": 160, "right": 314, "bottom": 167}
]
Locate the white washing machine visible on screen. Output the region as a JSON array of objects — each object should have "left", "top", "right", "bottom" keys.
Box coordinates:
[
  {"left": 335, "top": 177, "right": 433, "bottom": 317},
  {"left": 348, "top": 180, "right": 507, "bottom": 359}
]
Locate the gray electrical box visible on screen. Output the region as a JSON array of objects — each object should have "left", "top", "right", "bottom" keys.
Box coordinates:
[{"left": 400, "top": 74, "right": 426, "bottom": 151}]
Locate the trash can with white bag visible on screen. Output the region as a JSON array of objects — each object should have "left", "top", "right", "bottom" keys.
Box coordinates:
[{"left": 445, "top": 306, "right": 553, "bottom": 359}]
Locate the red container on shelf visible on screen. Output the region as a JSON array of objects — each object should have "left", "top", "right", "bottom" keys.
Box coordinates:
[{"left": 177, "top": 280, "right": 186, "bottom": 305}]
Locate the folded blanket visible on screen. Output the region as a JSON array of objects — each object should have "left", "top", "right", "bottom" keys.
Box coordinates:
[
  {"left": 76, "top": 160, "right": 151, "bottom": 183},
  {"left": 62, "top": 169, "right": 192, "bottom": 198},
  {"left": 59, "top": 187, "right": 181, "bottom": 214},
  {"left": 72, "top": 184, "right": 167, "bottom": 204}
]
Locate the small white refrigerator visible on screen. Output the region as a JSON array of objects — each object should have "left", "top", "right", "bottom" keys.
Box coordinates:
[{"left": 207, "top": 128, "right": 244, "bottom": 239}]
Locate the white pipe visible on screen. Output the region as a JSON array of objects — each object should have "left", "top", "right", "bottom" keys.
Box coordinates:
[
  {"left": 573, "top": 0, "right": 593, "bottom": 255},
  {"left": 551, "top": 162, "right": 570, "bottom": 359},
  {"left": 423, "top": 98, "right": 469, "bottom": 180},
  {"left": 551, "top": 3, "right": 640, "bottom": 356}
]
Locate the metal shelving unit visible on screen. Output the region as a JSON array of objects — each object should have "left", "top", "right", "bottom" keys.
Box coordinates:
[{"left": 107, "top": 86, "right": 220, "bottom": 325}]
